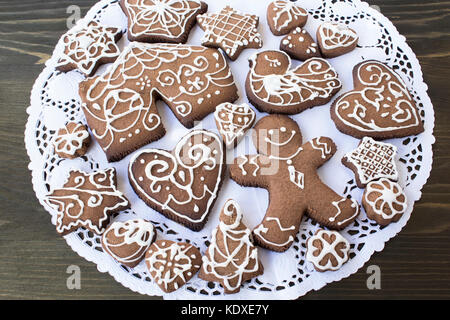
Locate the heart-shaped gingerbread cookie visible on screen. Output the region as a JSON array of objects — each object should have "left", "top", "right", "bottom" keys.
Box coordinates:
[
  {"left": 128, "top": 130, "right": 225, "bottom": 231},
  {"left": 331, "top": 60, "right": 424, "bottom": 139},
  {"left": 317, "top": 22, "right": 358, "bottom": 58}
]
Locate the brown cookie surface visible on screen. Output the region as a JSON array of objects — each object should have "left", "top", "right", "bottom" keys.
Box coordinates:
[
  {"left": 316, "top": 22, "right": 358, "bottom": 58},
  {"left": 229, "top": 115, "right": 360, "bottom": 252},
  {"left": 246, "top": 50, "right": 342, "bottom": 115},
  {"left": 53, "top": 122, "right": 91, "bottom": 159},
  {"left": 267, "top": 0, "right": 308, "bottom": 36},
  {"left": 44, "top": 168, "right": 130, "bottom": 236},
  {"left": 363, "top": 178, "right": 407, "bottom": 226},
  {"left": 128, "top": 130, "right": 225, "bottom": 231},
  {"left": 214, "top": 103, "right": 256, "bottom": 149},
  {"left": 102, "top": 219, "right": 157, "bottom": 268},
  {"left": 79, "top": 43, "right": 238, "bottom": 162},
  {"left": 306, "top": 229, "right": 350, "bottom": 272},
  {"left": 342, "top": 137, "right": 399, "bottom": 189},
  {"left": 331, "top": 60, "right": 424, "bottom": 139},
  {"left": 120, "top": 0, "right": 207, "bottom": 43},
  {"left": 199, "top": 199, "right": 263, "bottom": 294},
  {"left": 197, "top": 6, "right": 263, "bottom": 61},
  {"left": 145, "top": 240, "right": 202, "bottom": 293},
  {"left": 56, "top": 21, "right": 122, "bottom": 77},
  {"left": 280, "top": 27, "right": 320, "bottom": 61}
]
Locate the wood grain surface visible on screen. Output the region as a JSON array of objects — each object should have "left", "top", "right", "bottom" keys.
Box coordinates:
[{"left": 0, "top": 0, "right": 449, "bottom": 300}]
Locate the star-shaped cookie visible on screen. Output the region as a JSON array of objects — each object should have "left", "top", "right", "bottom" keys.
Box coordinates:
[
  {"left": 120, "top": 0, "right": 207, "bottom": 43},
  {"left": 197, "top": 6, "right": 263, "bottom": 60},
  {"left": 44, "top": 168, "right": 130, "bottom": 236},
  {"left": 56, "top": 21, "right": 122, "bottom": 77}
]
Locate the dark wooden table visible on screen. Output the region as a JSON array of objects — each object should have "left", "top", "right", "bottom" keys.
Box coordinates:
[{"left": 0, "top": 0, "right": 449, "bottom": 300}]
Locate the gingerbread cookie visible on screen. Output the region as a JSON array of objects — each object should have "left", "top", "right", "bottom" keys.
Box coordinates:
[
  {"left": 229, "top": 115, "right": 360, "bottom": 252},
  {"left": 53, "top": 122, "right": 91, "bottom": 159},
  {"left": 197, "top": 6, "right": 263, "bottom": 61},
  {"left": 199, "top": 199, "right": 263, "bottom": 294},
  {"left": 246, "top": 50, "right": 341, "bottom": 115},
  {"left": 102, "top": 219, "right": 156, "bottom": 268},
  {"left": 44, "top": 168, "right": 130, "bottom": 236},
  {"left": 267, "top": 1, "right": 308, "bottom": 36},
  {"left": 342, "top": 137, "right": 398, "bottom": 189},
  {"left": 306, "top": 229, "right": 350, "bottom": 272},
  {"left": 331, "top": 60, "right": 424, "bottom": 139},
  {"left": 128, "top": 130, "right": 225, "bottom": 231},
  {"left": 79, "top": 43, "right": 238, "bottom": 162},
  {"left": 120, "top": 0, "right": 207, "bottom": 43},
  {"left": 280, "top": 27, "right": 320, "bottom": 61},
  {"left": 214, "top": 103, "right": 256, "bottom": 149},
  {"left": 145, "top": 240, "right": 202, "bottom": 293},
  {"left": 316, "top": 22, "right": 358, "bottom": 58},
  {"left": 363, "top": 178, "right": 407, "bottom": 226},
  {"left": 56, "top": 21, "right": 122, "bottom": 77}
]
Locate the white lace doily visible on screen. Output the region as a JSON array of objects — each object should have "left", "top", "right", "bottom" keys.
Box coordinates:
[{"left": 25, "top": 0, "right": 435, "bottom": 300}]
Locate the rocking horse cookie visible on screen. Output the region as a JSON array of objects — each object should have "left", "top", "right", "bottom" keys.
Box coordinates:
[{"left": 229, "top": 115, "right": 360, "bottom": 252}]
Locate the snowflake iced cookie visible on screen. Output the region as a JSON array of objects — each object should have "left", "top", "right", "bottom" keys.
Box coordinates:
[
  {"left": 342, "top": 137, "right": 399, "bottom": 189},
  {"left": 306, "top": 229, "right": 350, "bottom": 272},
  {"left": 44, "top": 168, "right": 130, "bottom": 236},
  {"left": 280, "top": 27, "right": 320, "bottom": 61},
  {"left": 120, "top": 0, "right": 207, "bottom": 43},
  {"left": 363, "top": 178, "right": 407, "bottom": 226},
  {"left": 56, "top": 21, "right": 122, "bottom": 77},
  {"left": 229, "top": 115, "right": 360, "bottom": 252},
  {"left": 197, "top": 6, "right": 263, "bottom": 60},
  {"left": 316, "top": 22, "right": 358, "bottom": 58},
  {"left": 128, "top": 130, "right": 225, "bottom": 231},
  {"left": 267, "top": 0, "right": 308, "bottom": 36},
  {"left": 102, "top": 219, "right": 156, "bottom": 268},
  {"left": 214, "top": 103, "right": 256, "bottom": 149},
  {"left": 331, "top": 60, "right": 424, "bottom": 139},
  {"left": 199, "top": 199, "right": 263, "bottom": 294},
  {"left": 53, "top": 122, "right": 91, "bottom": 159},
  {"left": 246, "top": 50, "right": 341, "bottom": 115},
  {"left": 145, "top": 240, "right": 202, "bottom": 293},
  {"left": 79, "top": 43, "right": 238, "bottom": 162}
]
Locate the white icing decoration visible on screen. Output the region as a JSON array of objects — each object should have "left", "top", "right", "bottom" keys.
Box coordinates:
[
  {"left": 248, "top": 51, "right": 341, "bottom": 107},
  {"left": 201, "top": 199, "right": 261, "bottom": 292},
  {"left": 265, "top": 129, "right": 296, "bottom": 146},
  {"left": 328, "top": 198, "right": 359, "bottom": 226},
  {"left": 270, "top": 0, "right": 307, "bottom": 32},
  {"left": 102, "top": 219, "right": 155, "bottom": 265},
  {"left": 129, "top": 130, "right": 223, "bottom": 224},
  {"left": 288, "top": 165, "right": 304, "bottom": 189},
  {"left": 53, "top": 123, "right": 89, "bottom": 156},
  {"left": 318, "top": 22, "right": 358, "bottom": 50},
  {"left": 310, "top": 137, "right": 332, "bottom": 159},
  {"left": 214, "top": 103, "right": 255, "bottom": 148},
  {"left": 306, "top": 230, "right": 350, "bottom": 271},
  {"left": 365, "top": 178, "right": 407, "bottom": 220}
]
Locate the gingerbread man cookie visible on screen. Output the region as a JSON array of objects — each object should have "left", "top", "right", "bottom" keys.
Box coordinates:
[
  {"left": 145, "top": 240, "right": 202, "bottom": 293},
  {"left": 229, "top": 115, "right": 360, "bottom": 252},
  {"left": 56, "top": 21, "right": 122, "bottom": 77},
  {"left": 306, "top": 229, "right": 350, "bottom": 272},
  {"left": 331, "top": 60, "right": 424, "bottom": 139},
  {"left": 267, "top": 1, "right": 308, "bottom": 36},
  {"left": 79, "top": 43, "right": 238, "bottom": 162},
  {"left": 120, "top": 0, "right": 207, "bottom": 43},
  {"left": 342, "top": 137, "right": 399, "bottom": 188},
  {"left": 199, "top": 199, "right": 263, "bottom": 294},
  {"left": 197, "top": 6, "right": 263, "bottom": 60},
  {"left": 214, "top": 103, "right": 256, "bottom": 149},
  {"left": 317, "top": 22, "right": 358, "bottom": 58},
  {"left": 280, "top": 27, "right": 320, "bottom": 61},
  {"left": 44, "top": 168, "right": 130, "bottom": 236},
  {"left": 102, "top": 219, "right": 156, "bottom": 268},
  {"left": 363, "top": 178, "right": 407, "bottom": 226},
  {"left": 128, "top": 130, "right": 225, "bottom": 231},
  {"left": 53, "top": 122, "right": 91, "bottom": 159},
  {"left": 246, "top": 50, "right": 341, "bottom": 115}
]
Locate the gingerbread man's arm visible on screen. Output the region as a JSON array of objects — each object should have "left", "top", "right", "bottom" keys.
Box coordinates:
[
  {"left": 229, "top": 154, "right": 274, "bottom": 188},
  {"left": 298, "top": 137, "right": 337, "bottom": 168}
]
